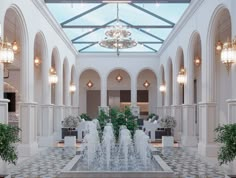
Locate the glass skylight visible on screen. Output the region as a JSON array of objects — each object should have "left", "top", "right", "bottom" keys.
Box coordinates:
[{"left": 46, "top": 2, "right": 189, "bottom": 53}]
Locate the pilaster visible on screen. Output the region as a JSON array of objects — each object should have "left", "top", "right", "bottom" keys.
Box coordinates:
[
  {"left": 71, "top": 106, "right": 79, "bottom": 116},
  {"left": 181, "top": 104, "right": 198, "bottom": 146},
  {"left": 163, "top": 106, "right": 171, "bottom": 116},
  {"left": 171, "top": 105, "right": 182, "bottom": 141},
  {"left": 0, "top": 99, "right": 9, "bottom": 124},
  {"left": 53, "top": 105, "right": 64, "bottom": 140},
  {"left": 156, "top": 106, "right": 164, "bottom": 118},
  {"left": 38, "top": 104, "right": 55, "bottom": 147},
  {"left": 198, "top": 102, "right": 218, "bottom": 157},
  {"left": 18, "top": 102, "right": 38, "bottom": 157},
  {"left": 64, "top": 105, "right": 71, "bottom": 117},
  {"left": 227, "top": 99, "right": 236, "bottom": 124}
]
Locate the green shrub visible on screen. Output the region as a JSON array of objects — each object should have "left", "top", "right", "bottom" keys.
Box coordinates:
[
  {"left": 215, "top": 123, "right": 236, "bottom": 165},
  {"left": 0, "top": 123, "right": 20, "bottom": 165}
]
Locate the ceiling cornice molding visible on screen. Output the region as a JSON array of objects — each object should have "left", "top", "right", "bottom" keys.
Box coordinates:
[
  {"left": 157, "top": 0, "right": 204, "bottom": 57},
  {"left": 32, "top": 0, "right": 78, "bottom": 56}
]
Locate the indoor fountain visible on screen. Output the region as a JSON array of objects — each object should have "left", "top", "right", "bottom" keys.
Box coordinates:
[{"left": 61, "top": 122, "right": 174, "bottom": 178}]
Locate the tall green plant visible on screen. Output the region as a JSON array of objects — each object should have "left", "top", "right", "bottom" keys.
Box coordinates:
[
  {"left": 97, "top": 110, "right": 110, "bottom": 132},
  {"left": 124, "top": 107, "right": 138, "bottom": 137},
  {"left": 215, "top": 123, "right": 236, "bottom": 165},
  {"left": 0, "top": 123, "right": 20, "bottom": 165}
]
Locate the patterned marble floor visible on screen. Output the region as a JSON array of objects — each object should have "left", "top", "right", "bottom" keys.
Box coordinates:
[{"left": 8, "top": 147, "right": 227, "bottom": 178}]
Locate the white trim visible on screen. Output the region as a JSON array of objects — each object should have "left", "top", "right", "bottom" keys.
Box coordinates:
[
  {"left": 32, "top": 0, "right": 78, "bottom": 56},
  {"left": 157, "top": 0, "right": 204, "bottom": 56}
]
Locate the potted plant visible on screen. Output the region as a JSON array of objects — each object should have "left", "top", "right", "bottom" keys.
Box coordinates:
[
  {"left": 215, "top": 123, "right": 236, "bottom": 177},
  {"left": 159, "top": 115, "right": 176, "bottom": 136},
  {"left": 0, "top": 123, "right": 20, "bottom": 177},
  {"left": 62, "top": 116, "right": 80, "bottom": 146}
]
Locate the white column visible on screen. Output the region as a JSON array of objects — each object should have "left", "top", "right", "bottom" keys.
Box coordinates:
[
  {"left": 181, "top": 57, "right": 197, "bottom": 146},
  {"left": 198, "top": 42, "right": 218, "bottom": 157},
  {"left": 100, "top": 77, "right": 107, "bottom": 107},
  {"left": 38, "top": 53, "right": 55, "bottom": 146},
  {"left": 131, "top": 75, "right": 137, "bottom": 106},
  {"left": 18, "top": 39, "right": 39, "bottom": 156}
]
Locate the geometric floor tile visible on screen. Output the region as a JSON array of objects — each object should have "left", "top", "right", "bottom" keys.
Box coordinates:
[{"left": 9, "top": 147, "right": 227, "bottom": 178}]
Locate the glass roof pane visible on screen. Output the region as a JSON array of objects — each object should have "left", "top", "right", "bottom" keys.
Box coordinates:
[{"left": 46, "top": 2, "right": 190, "bottom": 53}]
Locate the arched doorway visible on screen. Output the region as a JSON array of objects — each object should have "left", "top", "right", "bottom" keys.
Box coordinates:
[
  {"left": 137, "top": 69, "right": 157, "bottom": 117},
  {"left": 107, "top": 69, "right": 131, "bottom": 110},
  {"left": 79, "top": 69, "right": 101, "bottom": 118}
]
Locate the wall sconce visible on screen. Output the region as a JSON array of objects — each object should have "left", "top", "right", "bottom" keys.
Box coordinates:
[
  {"left": 177, "top": 68, "right": 186, "bottom": 85},
  {"left": 116, "top": 73, "right": 123, "bottom": 82},
  {"left": 49, "top": 67, "right": 58, "bottom": 84},
  {"left": 143, "top": 80, "right": 150, "bottom": 89},
  {"left": 69, "top": 82, "right": 76, "bottom": 93},
  {"left": 159, "top": 83, "right": 166, "bottom": 92},
  {"left": 87, "top": 80, "right": 93, "bottom": 88},
  {"left": 194, "top": 56, "right": 201, "bottom": 67},
  {"left": 220, "top": 37, "right": 236, "bottom": 72},
  {"left": 34, "top": 56, "right": 41, "bottom": 67}
]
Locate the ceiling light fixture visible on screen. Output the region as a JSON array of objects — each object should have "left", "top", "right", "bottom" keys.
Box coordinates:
[{"left": 99, "top": 3, "right": 137, "bottom": 56}]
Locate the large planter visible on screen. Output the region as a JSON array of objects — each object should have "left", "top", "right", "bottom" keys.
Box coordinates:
[
  {"left": 64, "top": 136, "right": 76, "bottom": 147},
  {"left": 62, "top": 128, "right": 78, "bottom": 139},
  {"left": 165, "top": 128, "right": 172, "bottom": 136}
]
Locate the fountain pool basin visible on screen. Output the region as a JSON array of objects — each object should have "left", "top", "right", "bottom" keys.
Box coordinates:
[{"left": 60, "top": 153, "right": 174, "bottom": 178}]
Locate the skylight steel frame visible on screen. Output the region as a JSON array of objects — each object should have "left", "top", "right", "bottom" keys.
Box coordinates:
[{"left": 45, "top": 0, "right": 190, "bottom": 53}]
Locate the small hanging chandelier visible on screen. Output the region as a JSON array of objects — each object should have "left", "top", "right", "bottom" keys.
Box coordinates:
[
  {"left": 116, "top": 71, "right": 123, "bottom": 82},
  {"left": 159, "top": 83, "right": 166, "bottom": 92},
  {"left": 34, "top": 56, "right": 41, "bottom": 67},
  {"left": 220, "top": 37, "right": 236, "bottom": 72},
  {"left": 87, "top": 80, "right": 93, "bottom": 88},
  {"left": 177, "top": 68, "right": 186, "bottom": 85},
  {"left": 143, "top": 80, "right": 150, "bottom": 89},
  {"left": 49, "top": 67, "right": 58, "bottom": 84},
  {"left": 194, "top": 56, "right": 201, "bottom": 67},
  {"left": 69, "top": 82, "right": 76, "bottom": 93}
]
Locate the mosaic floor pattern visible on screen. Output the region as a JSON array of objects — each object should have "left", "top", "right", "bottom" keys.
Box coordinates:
[
  {"left": 156, "top": 147, "right": 226, "bottom": 178},
  {"left": 9, "top": 147, "right": 227, "bottom": 178}
]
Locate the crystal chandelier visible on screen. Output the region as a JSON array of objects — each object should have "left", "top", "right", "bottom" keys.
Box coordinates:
[
  {"left": 99, "top": 3, "right": 137, "bottom": 55},
  {"left": 70, "top": 82, "right": 76, "bottom": 93},
  {"left": 177, "top": 68, "right": 186, "bottom": 85},
  {"left": 49, "top": 67, "right": 58, "bottom": 84},
  {"left": 220, "top": 37, "right": 236, "bottom": 72}
]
